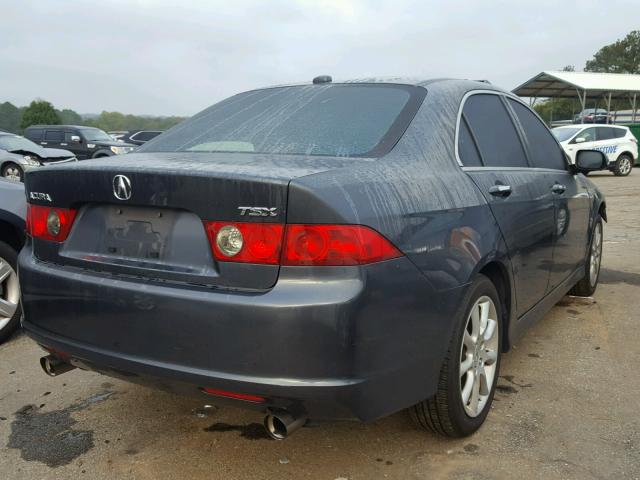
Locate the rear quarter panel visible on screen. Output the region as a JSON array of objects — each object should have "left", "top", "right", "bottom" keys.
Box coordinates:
[{"left": 289, "top": 80, "right": 508, "bottom": 292}]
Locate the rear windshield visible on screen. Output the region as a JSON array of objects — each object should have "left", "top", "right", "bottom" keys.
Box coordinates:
[
  {"left": 139, "top": 84, "right": 425, "bottom": 157},
  {"left": 552, "top": 127, "right": 581, "bottom": 142}
]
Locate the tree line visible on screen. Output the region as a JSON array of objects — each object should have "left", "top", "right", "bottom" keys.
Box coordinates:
[
  {"left": 3, "top": 30, "right": 639, "bottom": 132},
  {"left": 0, "top": 99, "right": 186, "bottom": 134},
  {"left": 533, "top": 30, "right": 640, "bottom": 124}
]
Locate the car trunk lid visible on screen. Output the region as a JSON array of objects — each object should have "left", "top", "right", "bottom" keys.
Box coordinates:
[{"left": 25, "top": 152, "right": 367, "bottom": 290}]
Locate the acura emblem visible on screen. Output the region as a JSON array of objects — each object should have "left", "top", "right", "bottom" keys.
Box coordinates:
[{"left": 113, "top": 175, "right": 132, "bottom": 200}]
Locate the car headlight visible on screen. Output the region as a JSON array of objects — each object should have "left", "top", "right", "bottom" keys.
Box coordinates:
[
  {"left": 23, "top": 155, "right": 41, "bottom": 166},
  {"left": 110, "top": 146, "right": 135, "bottom": 155}
]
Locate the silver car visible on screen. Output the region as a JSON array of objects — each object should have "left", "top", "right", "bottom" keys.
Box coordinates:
[{"left": 0, "top": 133, "right": 76, "bottom": 182}]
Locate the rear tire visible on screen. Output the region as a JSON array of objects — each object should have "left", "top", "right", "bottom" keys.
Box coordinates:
[
  {"left": 0, "top": 240, "right": 21, "bottom": 344},
  {"left": 570, "top": 216, "right": 603, "bottom": 297},
  {"left": 1, "top": 163, "right": 24, "bottom": 182},
  {"left": 613, "top": 154, "right": 633, "bottom": 176},
  {"left": 409, "top": 274, "right": 502, "bottom": 437}
]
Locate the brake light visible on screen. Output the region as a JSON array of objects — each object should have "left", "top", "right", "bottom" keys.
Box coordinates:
[
  {"left": 631, "top": 137, "right": 638, "bottom": 144},
  {"left": 27, "top": 204, "right": 77, "bottom": 242},
  {"left": 282, "top": 224, "right": 401, "bottom": 265},
  {"left": 204, "top": 221, "right": 401, "bottom": 266}
]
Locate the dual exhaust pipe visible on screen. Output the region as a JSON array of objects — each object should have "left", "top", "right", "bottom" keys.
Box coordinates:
[
  {"left": 264, "top": 411, "right": 307, "bottom": 440},
  {"left": 40, "top": 354, "right": 306, "bottom": 439},
  {"left": 40, "top": 354, "right": 76, "bottom": 377}
]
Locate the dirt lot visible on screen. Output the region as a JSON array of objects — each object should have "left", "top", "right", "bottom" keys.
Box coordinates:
[{"left": 1, "top": 171, "right": 639, "bottom": 480}]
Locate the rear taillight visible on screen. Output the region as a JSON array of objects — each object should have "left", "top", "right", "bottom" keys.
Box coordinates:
[
  {"left": 27, "top": 204, "right": 77, "bottom": 242},
  {"left": 281, "top": 224, "right": 402, "bottom": 266},
  {"left": 204, "top": 222, "right": 284, "bottom": 264},
  {"left": 631, "top": 137, "right": 638, "bottom": 144},
  {"left": 204, "top": 221, "right": 401, "bottom": 266}
]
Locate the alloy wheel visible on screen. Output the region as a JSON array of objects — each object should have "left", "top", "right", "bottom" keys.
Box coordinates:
[
  {"left": 619, "top": 157, "right": 632, "bottom": 176},
  {"left": 0, "top": 256, "right": 19, "bottom": 332},
  {"left": 3, "top": 166, "right": 22, "bottom": 182},
  {"left": 459, "top": 296, "right": 499, "bottom": 418}
]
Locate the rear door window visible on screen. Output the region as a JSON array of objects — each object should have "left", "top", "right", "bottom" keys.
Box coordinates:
[
  {"left": 613, "top": 128, "right": 627, "bottom": 139},
  {"left": 507, "top": 99, "right": 566, "bottom": 170},
  {"left": 44, "top": 130, "right": 64, "bottom": 142},
  {"left": 596, "top": 127, "right": 616, "bottom": 141},
  {"left": 458, "top": 117, "right": 483, "bottom": 166},
  {"left": 462, "top": 94, "right": 527, "bottom": 168},
  {"left": 26, "top": 128, "right": 43, "bottom": 142}
]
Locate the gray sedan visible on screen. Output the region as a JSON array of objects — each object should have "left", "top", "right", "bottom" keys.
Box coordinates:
[{"left": 0, "top": 132, "right": 76, "bottom": 182}]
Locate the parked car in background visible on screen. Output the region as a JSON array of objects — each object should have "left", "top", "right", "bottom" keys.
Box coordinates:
[
  {"left": 0, "top": 178, "right": 25, "bottom": 344},
  {"left": 24, "top": 125, "right": 136, "bottom": 160},
  {"left": 20, "top": 78, "right": 607, "bottom": 439},
  {"left": 0, "top": 132, "right": 76, "bottom": 182},
  {"left": 573, "top": 108, "right": 610, "bottom": 124},
  {"left": 553, "top": 125, "right": 637, "bottom": 176},
  {"left": 108, "top": 131, "right": 129, "bottom": 142},
  {"left": 113, "top": 130, "right": 164, "bottom": 146}
]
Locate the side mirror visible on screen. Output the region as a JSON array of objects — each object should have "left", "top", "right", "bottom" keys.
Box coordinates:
[
  {"left": 574, "top": 137, "right": 586, "bottom": 144},
  {"left": 574, "top": 150, "right": 607, "bottom": 173},
  {"left": 70, "top": 135, "right": 81, "bottom": 143}
]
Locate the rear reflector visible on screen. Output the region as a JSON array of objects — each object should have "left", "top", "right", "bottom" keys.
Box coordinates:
[
  {"left": 200, "top": 387, "right": 266, "bottom": 403},
  {"left": 27, "top": 204, "right": 77, "bottom": 242},
  {"left": 204, "top": 221, "right": 401, "bottom": 266}
]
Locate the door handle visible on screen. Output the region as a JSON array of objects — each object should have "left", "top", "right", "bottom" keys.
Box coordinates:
[
  {"left": 488, "top": 185, "right": 512, "bottom": 197},
  {"left": 551, "top": 184, "right": 566, "bottom": 194}
]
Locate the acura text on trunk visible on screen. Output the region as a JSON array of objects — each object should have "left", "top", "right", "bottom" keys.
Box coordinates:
[{"left": 20, "top": 77, "right": 607, "bottom": 439}]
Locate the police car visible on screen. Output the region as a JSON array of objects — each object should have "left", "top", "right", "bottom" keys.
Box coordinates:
[{"left": 553, "top": 125, "right": 638, "bottom": 176}]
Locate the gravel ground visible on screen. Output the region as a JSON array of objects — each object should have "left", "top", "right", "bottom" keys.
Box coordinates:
[{"left": 1, "top": 171, "right": 639, "bottom": 480}]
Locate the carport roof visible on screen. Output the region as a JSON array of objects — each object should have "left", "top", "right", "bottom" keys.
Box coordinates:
[{"left": 512, "top": 71, "right": 640, "bottom": 99}]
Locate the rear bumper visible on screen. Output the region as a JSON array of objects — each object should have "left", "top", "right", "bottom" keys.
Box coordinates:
[{"left": 19, "top": 247, "right": 463, "bottom": 421}]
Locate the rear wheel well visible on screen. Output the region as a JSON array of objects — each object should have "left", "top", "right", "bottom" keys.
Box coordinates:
[
  {"left": 616, "top": 151, "right": 633, "bottom": 160},
  {"left": 599, "top": 201, "right": 607, "bottom": 222},
  {"left": 479, "top": 262, "right": 511, "bottom": 352},
  {"left": 0, "top": 220, "right": 24, "bottom": 252}
]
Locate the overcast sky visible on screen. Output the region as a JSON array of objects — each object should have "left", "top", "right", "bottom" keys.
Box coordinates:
[{"left": 1, "top": 0, "right": 637, "bottom": 116}]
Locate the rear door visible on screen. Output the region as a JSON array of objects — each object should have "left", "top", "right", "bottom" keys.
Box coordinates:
[
  {"left": 506, "top": 98, "right": 591, "bottom": 291},
  {"left": 459, "top": 92, "right": 556, "bottom": 317},
  {"left": 595, "top": 127, "right": 619, "bottom": 164},
  {"left": 41, "top": 129, "right": 65, "bottom": 150}
]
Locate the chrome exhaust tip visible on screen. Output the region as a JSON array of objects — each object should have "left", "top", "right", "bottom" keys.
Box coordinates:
[
  {"left": 264, "top": 411, "right": 307, "bottom": 440},
  {"left": 40, "top": 355, "right": 76, "bottom": 377}
]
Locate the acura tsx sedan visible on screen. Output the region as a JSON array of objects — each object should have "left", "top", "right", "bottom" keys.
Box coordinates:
[{"left": 19, "top": 77, "right": 607, "bottom": 439}]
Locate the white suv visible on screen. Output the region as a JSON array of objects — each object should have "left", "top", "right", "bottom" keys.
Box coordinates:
[{"left": 553, "top": 125, "right": 638, "bottom": 176}]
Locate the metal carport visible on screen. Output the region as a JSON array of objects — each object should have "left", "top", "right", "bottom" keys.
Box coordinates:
[{"left": 512, "top": 71, "right": 640, "bottom": 123}]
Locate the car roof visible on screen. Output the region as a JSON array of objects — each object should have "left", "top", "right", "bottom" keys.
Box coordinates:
[
  {"left": 26, "top": 125, "right": 102, "bottom": 129},
  {"left": 554, "top": 124, "right": 627, "bottom": 129},
  {"left": 261, "top": 77, "right": 505, "bottom": 92}
]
